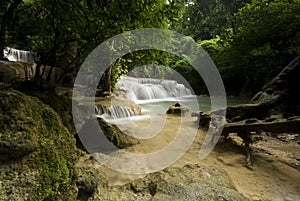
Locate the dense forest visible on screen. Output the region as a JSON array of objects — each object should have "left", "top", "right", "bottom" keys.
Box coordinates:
[
  {"left": 1, "top": 0, "right": 300, "bottom": 95},
  {"left": 1, "top": 1, "right": 300, "bottom": 200}
]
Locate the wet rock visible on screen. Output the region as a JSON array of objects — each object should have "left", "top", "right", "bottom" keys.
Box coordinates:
[
  {"left": 78, "top": 117, "right": 139, "bottom": 152},
  {"left": 166, "top": 102, "right": 189, "bottom": 115},
  {"left": 97, "top": 117, "right": 139, "bottom": 149},
  {"left": 95, "top": 98, "right": 142, "bottom": 119}
]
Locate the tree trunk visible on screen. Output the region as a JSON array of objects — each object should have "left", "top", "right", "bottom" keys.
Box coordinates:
[
  {"left": 0, "top": 20, "right": 6, "bottom": 60},
  {"left": 0, "top": 0, "right": 23, "bottom": 60},
  {"left": 103, "top": 66, "right": 112, "bottom": 94},
  {"left": 35, "top": 63, "right": 41, "bottom": 78},
  {"left": 47, "top": 65, "right": 54, "bottom": 82},
  {"left": 23, "top": 64, "right": 28, "bottom": 80}
]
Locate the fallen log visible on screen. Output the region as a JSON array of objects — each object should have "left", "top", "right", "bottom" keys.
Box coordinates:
[{"left": 223, "top": 117, "right": 300, "bottom": 134}]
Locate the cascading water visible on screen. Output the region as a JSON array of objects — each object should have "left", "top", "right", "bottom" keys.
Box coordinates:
[
  {"left": 95, "top": 76, "right": 193, "bottom": 122},
  {"left": 117, "top": 76, "right": 192, "bottom": 101},
  {"left": 95, "top": 104, "right": 141, "bottom": 119},
  {"left": 3, "top": 47, "right": 35, "bottom": 63}
]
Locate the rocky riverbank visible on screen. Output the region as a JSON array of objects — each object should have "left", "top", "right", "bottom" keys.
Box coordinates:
[
  {"left": 0, "top": 88, "right": 250, "bottom": 200},
  {"left": 1, "top": 57, "right": 299, "bottom": 200}
]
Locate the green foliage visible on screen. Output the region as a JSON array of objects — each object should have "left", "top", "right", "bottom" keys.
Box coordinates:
[
  {"left": 174, "top": 0, "right": 300, "bottom": 95},
  {"left": 175, "top": 0, "right": 250, "bottom": 40},
  {"left": 234, "top": 0, "right": 300, "bottom": 56},
  {"left": 215, "top": 0, "right": 300, "bottom": 95},
  {"left": 3, "top": 0, "right": 188, "bottom": 91},
  {"left": 198, "top": 35, "right": 227, "bottom": 56},
  {"left": 168, "top": 0, "right": 251, "bottom": 95}
]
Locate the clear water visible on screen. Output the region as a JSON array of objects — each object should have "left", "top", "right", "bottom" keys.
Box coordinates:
[{"left": 138, "top": 95, "right": 250, "bottom": 114}]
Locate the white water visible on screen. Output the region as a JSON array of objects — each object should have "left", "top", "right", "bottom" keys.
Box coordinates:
[
  {"left": 3, "top": 47, "right": 34, "bottom": 63},
  {"left": 95, "top": 105, "right": 141, "bottom": 119},
  {"left": 117, "top": 76, "right": 192, "bottom": 101},
  {"left": 97, "top": 77, "right": 249, "bottom": 123},
  {"left": 95, "top": 76, "right": 194, "bottom": 122}
]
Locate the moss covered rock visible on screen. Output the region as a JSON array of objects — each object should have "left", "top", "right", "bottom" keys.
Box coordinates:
[
  {"left": 12, "top": 81, "right": 76, "bottom": 135},
  {"left": 76, "top": 165, "right": 108, "bottom": 201},
  {"left": 97, "top": 117, "right": 139, "bottom": 149},
  {"left": 0, "top": 89, "right": 79, "bottom": 201},
  {"left": 77, "top": 117, "right": 139, "bottom": 152}
]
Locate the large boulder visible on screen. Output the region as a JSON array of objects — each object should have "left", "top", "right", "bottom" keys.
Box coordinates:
[
  {"left": 13, "top": 81, "right": 77, "bottom": 135},
  {"left": 249, "top": 56, "right": 300, "bottom": 118},
  {"left": 91, "top": 164, "right": 248, "bottom": 201},
  {"left": 251, "top": 56, "right": 300, "bottom": 107},
  {"left": 0, "top": 89, "right": 79, "bottom": 201}
]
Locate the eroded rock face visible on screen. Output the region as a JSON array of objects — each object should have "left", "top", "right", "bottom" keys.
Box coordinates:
[
  {"left": 0, "top": 89, "right": 79, "bottom": 201},
  {"left": 196, "top": 57, "right": 300, "bottom": 128},
  {"left": 76, "top": 165, "right": 108, "bottom": 201},
  {"left": 0, "top": 62, "right": 33, "bottom": 83},
  {"left": 251, "top": 56, "right": 300, "bottom": 117},
  {"left": 89, "top": 164, "right": 248, "bottom": 201}
]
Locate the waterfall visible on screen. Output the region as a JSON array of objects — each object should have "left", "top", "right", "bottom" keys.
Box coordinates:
[
  {"left": 3, "top": 47, "right": 35, "bottom": 64},
  {"left": 117, "top": 76, "right": 192, "bottom": 100},
  {"left": 95, "top": 102, "right": 142, "bottom": 119},
  {"left": 94, "top": 77, "right": 192, "bottom": 121}
]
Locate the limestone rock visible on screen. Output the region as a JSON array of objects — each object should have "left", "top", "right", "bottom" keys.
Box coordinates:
[
  {"left": 78, "top": 117, "right": 139, "bottom": 153},
  {"left": 92, "top": 164, "right": 248, "bottom": 201},
  {"left": 0, "top": 89, "right": 79, "bottom": 201},
  {"left": 0, "top": 62, "right": 33, "bottom": 83},
  {"left": 13, "top": 81, "right": 77, "bottom": 135},
  {"left": 76, "top": 165, "right": 108, "bottom": 201},
  {"left": 251, "top": 56, "right": 300, "bottom": 117},
  {"left": 98, "top": 117, "right": 139, "bottom": 148},
  {"left": 196, "top": 57, "right": 300, "bottom": 129}
]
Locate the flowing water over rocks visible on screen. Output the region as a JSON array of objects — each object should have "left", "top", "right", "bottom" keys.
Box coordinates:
[
  {"left": 93, "top": 76, "right": 194, "bottom": 121},
  {"left": 117, "top": 76, "right": 192, "bottom": 101},
  {"left": 3, "top": 47, "right": 35, "bottom": 64}
]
